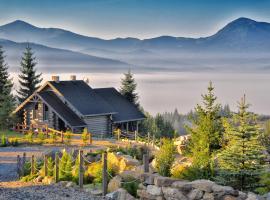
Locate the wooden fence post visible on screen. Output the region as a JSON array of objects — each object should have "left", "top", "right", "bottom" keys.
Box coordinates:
[
  {"left": 31, "top": 155, "right": 35, "bottom": 175},
  {"left": 22, "top": 152, "right": 26, "bottom": 176},
  {"left": 61, "top": 131, "right": 64, "bottom": 143},
  {"left": 55, "top": 152, "right": 59, "bottom": 183},
  {"left": 79, "top": 150, "right": 84, "bottom": 188},
  {"left": 17, "top": 155, "right": 21, "bottom": 177},
  {"left": 143, "top": 153, "right": 149, "bottom": 173},
  {"left": 45, "top": 124, "right": 49, "bottom": 138},
  {"left": 44, "top": 155, "right": 48, "bottom": 177},
  {"left": 102, "top": 152, "right": 108, "bottom": 196},
  {"left": 89, "top": 133, "right": 92, "bottom": 145}
]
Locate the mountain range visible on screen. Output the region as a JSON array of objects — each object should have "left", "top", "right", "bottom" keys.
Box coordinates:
[{"left": 0, "top": 17, "right": 270, "bottom": 72}]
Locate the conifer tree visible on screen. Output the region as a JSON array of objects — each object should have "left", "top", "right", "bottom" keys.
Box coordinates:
[
  {"left": 186, "top": 81, "right": 223, "bottom": 178},
  {"left": 216, "top": 95, "right": 265, "bottom": 191},
  {"left": 120, "top": 69, "right": 139, "bottom": 106},
  {"left": 0, "top": 46, "right": 15, "bottom": 130},
  {"left": 17, "top": 44, "right": 42, "bottom": 102}
]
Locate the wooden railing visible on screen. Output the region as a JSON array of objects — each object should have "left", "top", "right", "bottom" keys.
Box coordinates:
[{"left": 14, "top": 123, "right": 93, "bottom": 145}]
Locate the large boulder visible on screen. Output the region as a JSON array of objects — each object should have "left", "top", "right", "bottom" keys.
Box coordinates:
[
  {"left": 162, "top": 187, "right": 188, "bottom": 200},
  {"left": 119, "top": 155, "right": 140, "bottom": 172},
  {"left": 187, "top": 188, "right": 204, "bottom": 200},
  {"left": 146, "top": 185, "right": 162, "bottom": 196},
  {"left": 108, "top": 175, "right": 122, "bottom": 192},
  {"left": 190, "top": 179, "right": 215, "bottom": 193},
  {"left": 106, "top": 188, "right": 135, "bottom": 200},
  {"left": 154, "top": 176, "right": 178, "bottom": 187}
]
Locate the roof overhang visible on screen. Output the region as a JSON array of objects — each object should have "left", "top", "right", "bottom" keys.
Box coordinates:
[{"left": 112, "top": 117, "right": 146, "bottom": 124}]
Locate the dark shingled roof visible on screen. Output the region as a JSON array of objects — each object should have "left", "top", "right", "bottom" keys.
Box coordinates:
[
  {"left": 94, "top": 88, "right": 145, "bottom": 123},
  {"left": 38, "top": 91, "right": 86, "bottom": 127},
  {"left": 49, "top": 80, "right": 115, "bottom": 116}
]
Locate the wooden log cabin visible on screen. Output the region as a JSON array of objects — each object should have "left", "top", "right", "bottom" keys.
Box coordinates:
[{"left": 13, "top": 75, "right": 145, "bottom": 137}]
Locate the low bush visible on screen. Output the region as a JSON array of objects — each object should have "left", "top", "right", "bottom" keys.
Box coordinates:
[
  {"left": 64, "top": 131, "right": 72, "bottom": 145},
  {"left": 49, "top": 132, "right": 57, "bottom": 143},
  {"left": 81, "top": 128, "right": 88, "bottom": 146},
  {"left": 1, "top": 135, "right": 7, "bottom": 147},
  {"left": 25, "top": 131, "right": 34, "bottom": 143},
  {"left": 155, "top": 138, "right": 176, "bottom": 177},
  {"left": 122, "top": 176, "right": 140, "bottom": 197},
  {"left": 37, "top": 132, "right": 45, "bottom": 143},
  {"left": 9, "top": 138, "right": 19, "bottom": 146}
]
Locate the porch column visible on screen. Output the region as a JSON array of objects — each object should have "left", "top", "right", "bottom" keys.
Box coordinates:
[
  {"left": 136, "top": 121, "right": 139, "bottom": 132},
  {"left": 126, "top": 122, "right": 129, "bottom": 134}
]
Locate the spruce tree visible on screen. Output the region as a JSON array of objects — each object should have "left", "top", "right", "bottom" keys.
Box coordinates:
[
  {"left": 216, "top": 95, "right": 265, "bottom": 191},
  {"left": 120, "top": 69, "right": 139, "bottom": 106},
  {"left": 186, "top": 81, "right": 223, "bottom": 179},
  {"left": 17, "top": 44, "right": 42, "bottom": 102},
  {"left": 0, "top": 46, "right": 15, "bottom": 130}
]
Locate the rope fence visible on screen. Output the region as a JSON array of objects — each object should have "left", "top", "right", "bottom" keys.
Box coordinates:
[{"left": 17, "top": 149, "right": 150, "bottom": 196}]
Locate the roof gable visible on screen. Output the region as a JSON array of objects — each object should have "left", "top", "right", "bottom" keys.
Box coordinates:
[
  {"left": 94, "top": 88, "right": 145, "bottom": 123},
  {"left": 48, "top": 80, "right": 116, "bottom": 116}
]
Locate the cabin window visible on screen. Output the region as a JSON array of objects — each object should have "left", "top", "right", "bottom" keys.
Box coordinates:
[{"left": 43, "top": 104, "right": 49, "bottom": 121}]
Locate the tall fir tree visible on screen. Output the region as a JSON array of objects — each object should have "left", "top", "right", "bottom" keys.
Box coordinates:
[
  {"left": 186, "top": 81, "right": 223, "bottom": 179},
  {"left": 216, "top": 95, "right": 265, "bottom": 191},
  {"left": 119, "top": 69, "right": 139, "bottom": 106},
  {"left": 0, "top": 46, "right": 15, "bottom": 130},
  {"left": 17, "top": 44, "right": 42, "bottom": 102}
]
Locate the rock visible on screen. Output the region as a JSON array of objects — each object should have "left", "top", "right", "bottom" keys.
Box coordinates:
[
  {"left": 66, "top": 181, "right": 76, "bottom": 187},
  {"left": 203, "top": 193, "right": 215, "bottom": 200},
  {"left": 90, "top": 189, "right": 103, "bottom": 196},
  {"left": 147, "top": 185, "right": 162, "bottom": 196},
  {"left": 140, "top": 173, "right": 159, "bottom": 185},
  {"left": 172, "top": 181, "right": 192, "bottom": 193},
  {"left": 154, "top": 176, "right": 178, "bottom": 187},
  {"left": 138, "top": 183, "right": 147, "bottom": 190},
  {"left": 137, "top": 189, "right": 163, "bottom": 200},
  {"left": 263, "top": 193, "right": 270, "bottom": 200},
  {"left": 162, "top": 187, "right": 188, "bottom": 200},
  {"left": 119, "top": 155, "right": 140, "bottom": 172},
  {"left": 42, "top": 176, "right": 54, "bottom": 185},
  {"left": 246, "top": 192, "right": 261, "bottom": 200},
  {"left": 222, "top": 195, "right": 237, "bottom": 200},
  {"left": 187, "top": 189, "right": 204, "bottom": 200},
  {"left": 36, "top": 176, "right": 43, "bottom": 182},
  {"left": 106, "top": 188, "right": 135, "bottom": 200},
  {"left": 191, "top": 180, "right": 215, "bottom": 193},
  {"left": 119, "top": 170, "right": 140, "bottom": 180},
  {"left": 212, "top": 184, "right": 238, "bottom": 197},
  {"left": 57, "top": 181, "right": 69, "bottom": 187},
  {"left": 238, "top": 191, "right": 248, "bottom": 200},
  {"left": 108, "top": 175, "right": 122, "bottom": 192}
]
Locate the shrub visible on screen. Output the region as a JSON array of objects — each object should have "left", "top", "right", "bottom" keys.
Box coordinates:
[
  {"left": 9, "top": 138, "right": 19, "bottom": 146},
  {"left": 256, "top": 171, "right": 270, "bottom": 194},
  {"left": 87, "top": 161, "right": 114, "bottom": 183},
  {"left": 81, "top": 128, "right": 88, "bottom": 146},
  {"left": 37, "top": 132, "right": 45, "bottom": 143},
  {"left": 171, "top": 163, "right": 189, "bottom": 179},
  {"left": 49, "top": 132, "right": 57, "bottom": 143},
  {"left": 25, "top": 131, "right": 34, "bottom": 143},
  {"left": 64, "top": 131, "right": 72, "bottom": 145},
  {"left": 122, "top": 176, "right": 140, "bottom": 197},
  {"left": 155, "top": 138, "right": 176, "bottom": 177},
  {"left": 1, "top": 135, "right": 7, "bottom": 147},
  {"left": 47, "top": 157, "right": 54, "bottom": 176},
  {"left": 59, "top": 150, "right": 72, "bottom": 181}
]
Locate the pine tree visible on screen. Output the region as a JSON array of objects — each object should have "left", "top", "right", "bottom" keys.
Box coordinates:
[
  {"left": 120, "top": 69, "right": 139, "bottom": 106},
  {"left": 17, "top": 44, "right": 42, "bottom": 102},
  {"left": 216, "top": 95, "right": 266, "bottom": 191},
  {"left": 0, "top": 46, "right": 15, "bottom": 130},
  {"left": 186, "top": 81, "right": 223, "bottom": 179}
]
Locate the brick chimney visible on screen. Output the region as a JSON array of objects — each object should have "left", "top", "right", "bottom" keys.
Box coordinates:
[
  {"left": 70, "top": 75, "right": 76, "bottom": 81},
  {"left": 52, "top": 76, "right": 60, "bottom": 83}
]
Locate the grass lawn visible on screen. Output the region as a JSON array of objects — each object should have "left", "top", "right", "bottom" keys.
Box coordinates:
[{"left": 0, "top": 130, "right": 24, "bottom": 138}]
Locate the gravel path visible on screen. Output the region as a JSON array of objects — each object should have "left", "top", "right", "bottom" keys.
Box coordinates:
[{"left": 0, "top": 146, "right": 105, "bottom": 199}]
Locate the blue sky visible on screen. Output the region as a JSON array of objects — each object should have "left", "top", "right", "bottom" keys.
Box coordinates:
[{"left": 0, "top": 0, "right": 270, "bottom": 39}]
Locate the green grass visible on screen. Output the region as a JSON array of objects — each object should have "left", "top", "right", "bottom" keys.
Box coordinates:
[{"left": 0, "top": 130, "right": 24, "bottom": 138}]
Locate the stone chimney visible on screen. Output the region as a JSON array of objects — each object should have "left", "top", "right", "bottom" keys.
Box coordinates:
[
  {"left": 52, "top": 76, "right": 60, "bottom": 83},
  {"left": 70, "top": 75, "right": 76, "bottom": 81}
]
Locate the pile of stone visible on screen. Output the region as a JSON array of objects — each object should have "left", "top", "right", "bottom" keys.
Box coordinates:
[{"left": 137, "top": 173, "right": 264, "bottom": 200}]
